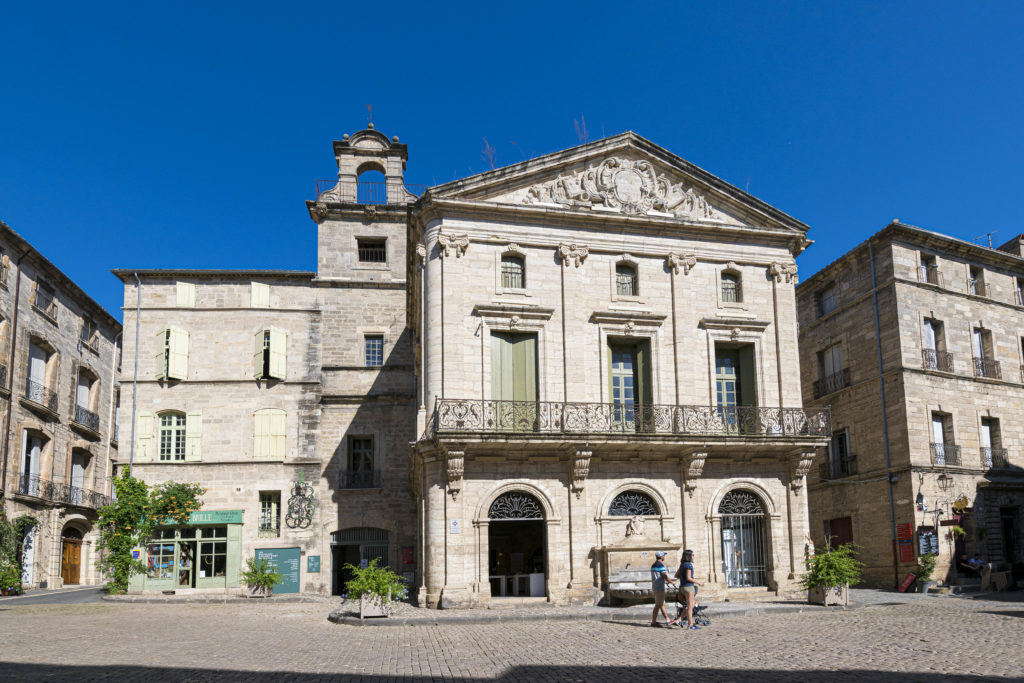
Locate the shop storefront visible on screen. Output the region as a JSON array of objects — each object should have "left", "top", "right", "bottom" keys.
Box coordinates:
[{"left": 129, "top": 510, "right": 243, "bottom": 592}]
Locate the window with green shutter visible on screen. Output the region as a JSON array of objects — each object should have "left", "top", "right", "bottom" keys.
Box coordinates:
[{"left": 491, "top": 332, "right": 538, "bottom": 431}]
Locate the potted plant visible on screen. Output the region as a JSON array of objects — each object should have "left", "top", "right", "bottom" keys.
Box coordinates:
[
  {"left": 913, "top": 553, "right": 937, "bottom": 593},
  {"left": 800, "top": 542, "right": 863, "bottom": 606},
  {"left": 343, "top": 558, "right": 409, "bottom": 619},
  {"left": 0, "top": 561, "right": 21, "bottom": 596},
  {"left": 241, "top": 557, "right": 283, "bottom": 598}
]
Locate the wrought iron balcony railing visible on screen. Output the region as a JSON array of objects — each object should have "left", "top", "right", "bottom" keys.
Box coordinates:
[
  {"left": 972, "top": 357, "right": 1001, "bottom": 380},
  {"left": 930, "top": 443, "right": 961, "bottom": 466},
  {"left": 314, "top": 180, "right": 426, "bottom": 204},
  {"left": 431, "top": 400, "right": 831, "bottom": 438},
  {"left": 24, "top": 379, "right": 58, "bottom": 412},
  {"left": 922, "top": 349, "right": 954, "bottom": 372},
  {"left": 968, "top": 281, "right": 989, "bottom": 298},
  {"left": 813, "top": 368, "right": 851, "bottom": 398},
  {"left": 919, "top": 266, "right": 943, "bottom": 287},
  {"left": 73, "top": 404, "right": 100, "bottom": 432},
  {"left": 340, "top": 469, "right": 382, "bottom": 489},
  {"left": 17, "top": 473, "right": 110, "bottom": 508},
  {"left": 982, "top": 447, "right": 1010, "bottom": 469}
]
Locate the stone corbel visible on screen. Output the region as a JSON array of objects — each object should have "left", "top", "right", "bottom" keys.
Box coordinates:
[
  {"left": 438, "top": 233, "right": 470, "bottom": 258},
  {"left": 683, "top": 450, "right": 708, "bottom": 497},
  {"left": 444, "top": 445, "right": 465, "bottom": 500},
  {"left": 415, "top": 243, "right": 427, "bottom": 267},
  {"left": 570, "top": 447, "right": 593, "bottom": 499},
  {"left": 666, "top": 252, "right": 697, "bottom": 275},
  {"left": 557, "top": 242, "right": 589, "bottom": 268},
  {"left": 789, "top": 450, "right": 816, "bottom": 491},
  {"left": 769, "top": 262, "right": 798, "bottom": 284}
]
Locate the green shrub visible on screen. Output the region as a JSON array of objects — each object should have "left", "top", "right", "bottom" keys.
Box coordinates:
[
  {"left": 241, "top": 557, "right": 283, "bottom": 592},
  {"left": 913, "top": 553, "right": 937, "bottom": 582},
  {"left": 0, "top": 561, "right": 21, "bottom": 592},
  {"left": 343, "top": 558, "right": 408, "bottom": 604},
  {"left": 800, "top": 543, "right": 864, "bottom": 590}
]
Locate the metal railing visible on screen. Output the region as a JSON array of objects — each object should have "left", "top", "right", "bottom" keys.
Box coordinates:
[
  {"left": 981, "top": 447, "right": 1010, "bottom": 469},
  {"left": 968, "top": 280, "right": 989, "bottom": 298},
  {"left": 813, "top": 368, "right": 850, "bottom": 398},
  {"left": 819, "top": 455, "right": 857, "bottom": 480},
  {"left": 17, "top": 473, "right": 110, "bottom": 508},
  {"left": 74, "top": 404, "right": 100, "bottom": 432},
  {"left": 314, "top": 180, "right": 426, "bottom": 204},
  {"left": 919, "top": 266, "right": 943, "bottom": 287},
  {"left": 930, "top": 443, "right": 961, "bottom": 466},
  {"left": 922, "top": 349, "right": 954, "bottom": 372},
  {"left": 972, "top": 357, "right": 1001, "bottom": 380},
  {"left": 24, "top": 379, "right": 58, "bottom": 412},
  {"left": 431, "top": 400, "right": 831, "bottom": 438},
  {"left": 340, "top": 470, "right": 382, "bottom": 489}
]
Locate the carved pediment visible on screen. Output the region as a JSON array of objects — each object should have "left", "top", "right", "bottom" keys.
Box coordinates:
[{"left": 518, "top": 156, "right": 729, "bottom": 222}]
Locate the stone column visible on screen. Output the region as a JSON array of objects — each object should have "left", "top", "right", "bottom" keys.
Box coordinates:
[{"left": 422, "top": 457, "right": 445, "bottom": 608}]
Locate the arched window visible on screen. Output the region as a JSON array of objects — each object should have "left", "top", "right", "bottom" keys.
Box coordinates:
[
  {"left": 159, "top": 412, "right": 187, "bottom": 461},
  {"left": 721, "top": 271, "right": 741, "bottom": 303},
  {"left": 616, "top": 263, "right": 638, "bottom": 296},
  {"left": 501, "top": 254, "right": 525, "bottom": 289},
  {"left": 488, "top": 491, "right": 544, "bottom": 519},
  {"left": 356, "top": 164, "right": 386, "bottom": 204},
  {"left": 608, "top": 490, "right": 659, "bottom": 516}
]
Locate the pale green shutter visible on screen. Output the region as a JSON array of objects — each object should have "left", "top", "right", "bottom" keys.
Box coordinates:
[
  {"left": 491, "top": 333, "right": 514, "bottom": 402},
  {"left": 225, "top": 523, "right": 242, "bottom": 588},
  {"left": 253, "top": 411, "right": 267, "bottom": 460},
  {"left": 185, "top": 410, "right": 202, "bottom": 461},
  {"left": 738, "top": 346, "right": 756, "bottom": 407},
  {"left": 136, "top": 411, "right": 154, "bottom": 462},
  {"left": 270, "top": 410, "right": 286, "bottom": 460},
  {"left": 636, "top": 341, "right": 652, "bottom": 407},
  {"left": 155, "top": 330, "right": 168, "bottom": 379},
  {"left": 512, "top": 335, "right": 537, "bottom": 402},
  {"left": 251, "top": 282, "right": 270, "bottom": 308},
  {"left": 269, "top": 327, "right": 287, "bottom": 379},
  {"left": 253, "top": 330, "right": 265, "bottom": 379},
  {"left": 176, "top": 282, "right": 195, "bottom": 307},
  {"left": 168, "top": 327, "right": 189, "bottom": 380}
]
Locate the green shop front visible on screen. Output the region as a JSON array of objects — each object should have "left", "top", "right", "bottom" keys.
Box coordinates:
[{"left": 129, "top": 510, "right": 243, "bottom": 592}]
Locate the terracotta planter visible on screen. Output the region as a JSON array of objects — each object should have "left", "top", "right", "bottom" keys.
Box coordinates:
[{"left": 807, "top": 584, "right": 849, "bottom": 606}]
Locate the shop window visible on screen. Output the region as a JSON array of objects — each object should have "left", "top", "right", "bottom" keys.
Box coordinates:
[
  {"left": 198, "top": 526, "right": 228, "bottom": 579},
  {"left": 253, "top": 327, "right": 287, "bottom": 379},
  {"left": 146, "top": 528, "right": 177, "bottom": 580}
]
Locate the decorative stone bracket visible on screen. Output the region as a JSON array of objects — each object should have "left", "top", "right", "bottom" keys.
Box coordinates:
[
  {"left": 769, "top": 262, "right": 798, "bottom": 284},
  {"left": 438, "top": 233, "right": 470, "bottom": 258},
  {"left": 415, "top": 243, "right": 427, "bottom": 267},
  {"left": 570, "top": 447, "right": 593, "bottom": 499},
  {"left": 444, "top": 445, "right": 465, "bottom": 500},
  {"left": 666, "top": 252, "right": 697, "bottom": 275},
  {"left": 558, "top": 242, "right": 589, "bottom": 268},
  {"left": 683, "top": 450, "right": 708, "bottom": 497},
  {"left": 789, "top": 450, "right": 816, "bottom": 491}
]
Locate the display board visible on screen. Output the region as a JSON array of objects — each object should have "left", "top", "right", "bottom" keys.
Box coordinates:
[{"left": 256, "top": 547, "right": 301, "bottom": 594}]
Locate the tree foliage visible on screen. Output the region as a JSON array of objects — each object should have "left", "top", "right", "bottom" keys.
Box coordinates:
[
  {"left": 343, "top": 558, "right": 408, "bottom": 604},
  {"left": 0, "top": 508, "right": 38, "bottom": 591},
  {"left": 96, "top": 471, "right": 205, "bottom": 593},
  {"left": 800, "top": 542, "right": 864, "bottom": 589}
]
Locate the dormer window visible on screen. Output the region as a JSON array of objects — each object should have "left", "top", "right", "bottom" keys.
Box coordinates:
[
  {"left": 616, "top": 263, "right": 638, "bottom": 297},
  {"left": 501, "top": 254, "right": 525, "bottom": 289}
]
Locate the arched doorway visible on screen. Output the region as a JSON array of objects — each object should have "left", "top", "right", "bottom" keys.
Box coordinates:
[
  {"left": 330, "top": 527, "right": 389, "bottom": 596},
  {"left": 719, "top": 489, "right": 768, "bottom": 588},
  {"left": 61, "top": 528, "right": 84, "bottom": 585},
  {"left": 488, "top": 491, "right": 546, "bottom": 598}
]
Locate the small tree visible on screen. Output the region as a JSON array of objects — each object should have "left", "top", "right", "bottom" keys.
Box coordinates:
[
  {"left": 913, "top": 553, "right": 937, "bottom": 583},
  {"left": 96, "top": 471, "right": 205, "bottom": 593},
  {"left": 343, "top": 558, "right": 408, "bottom": 605},
  {"left": 800, "top": 542, "right": 864, "bottom": 590}
]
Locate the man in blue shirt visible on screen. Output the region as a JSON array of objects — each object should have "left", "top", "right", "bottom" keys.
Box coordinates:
[{"left": 650, "top": 550, "right": 676, "bottom": 627}]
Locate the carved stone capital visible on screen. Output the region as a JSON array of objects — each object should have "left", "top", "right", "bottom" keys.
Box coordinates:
[
  {"left": 789, "top": 450, "right": 816, "bottom": 491},
  {"left": 415, "top": 243, "right": 427, "bottom": 267},
  {"left": 437, "top": 233, "right": 470, "bottom": 259},
  {"left": 444, "top": 446, "right": 465, "bottom": 500},
  {"left": 683, "top": 450, "right": 708, "bottom": 497},
  {"left": 558, "top": 242, "right": 589, "bottom": 268},
  {"left": 570, "top": 448, "right": 593, "bottom": 499},
  {"left": 666, "top": 252, "right": 696, "bottom": 275},
  {"left": 769, "top": 262, "right": 799, "bottom": 284}
]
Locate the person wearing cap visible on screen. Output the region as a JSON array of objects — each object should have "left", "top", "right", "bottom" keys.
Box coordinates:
[{"left": 650, "top": 550, "right": 677, "bottom": 627}]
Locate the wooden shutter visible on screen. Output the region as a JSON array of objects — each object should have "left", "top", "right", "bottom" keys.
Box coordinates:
[
  {"left": 176, "top": 282, "right": 195, "bottom": 307},
  {"left": 635, "top": 340, "right": 652, "bottom": 406},
  {"left": 168, "top": 327, "right": 188, "bottom": 380},
  {"left": 251, "top": 282, "right": 270, "bottom": 308},
  {"left": 253, "top": 410, "right": 268, "bottom": 460},
  {"left": 738, "top": 345, "right": 757, "bottom": 407},
  {"left": 512, "top": 334, "right": 537, "bottom": 402},
  {"left": 269, "top": 410, "right": 286, "bottom": 460},
  {"left": 155, "top": 330, "right": 167, "bottom": 379},
  {"left": 253, "top": 329, "right": 266, "bottom": 379},
  {"left": 491, "top": 333, "right": 513, "bottom": 401},
  {"left": 185, "top": 410, "right": 202, "bottom": 461},
  {"left": 136, "top": 411, "right": 154, "bottom": 462},
  {"left": 269, "top": 327, "right": 287, "bottom": 379}
]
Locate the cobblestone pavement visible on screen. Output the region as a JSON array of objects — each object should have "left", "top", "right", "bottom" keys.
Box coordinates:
[{"left": 1, "top": 596, "right": 1022, "bottom": 681}]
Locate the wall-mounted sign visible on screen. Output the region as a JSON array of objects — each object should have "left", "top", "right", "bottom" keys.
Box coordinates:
[
  {"left": 449, "top": 519, "right": 461, "bottom": 535},
  {"left": 255, "top": 547, "right": 301, "bottom": 594},
  {"left": 402, "top": 546, "right": 415, "bottom": 565},
  {"left": 307, "top": 555, "right": 321, "bottom": 573},
  {"left": 896, "top": 523, "right": 913, "bottom": 541}
]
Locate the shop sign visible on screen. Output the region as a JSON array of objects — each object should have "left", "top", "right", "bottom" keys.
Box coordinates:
[
  {"left": 188, "top": 510, "right": 244, "bottom": 525},
  {"left": 896, "top": 523, "right": 913, "bottom": 541},
  {"left": 898, "top": 540, "right": 914, "bottom": 562},
  {"left": 307, "top": 555, "right": 321, "bottom": 573}
]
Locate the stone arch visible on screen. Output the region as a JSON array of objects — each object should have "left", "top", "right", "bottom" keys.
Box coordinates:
[
  {"left": 598, "top": 482, "right": 669, "bottom": 519},
  {"left": 475, "top": 481, "right": 559, "bottom": 523},
  {"left": 356, "top": 160, "right": 387, "bottom": 178},
  {"left": 706, "top": 479, "right": 777, "bottom": 518}
]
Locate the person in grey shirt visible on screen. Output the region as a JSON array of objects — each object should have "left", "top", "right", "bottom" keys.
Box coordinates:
[{"left": 650, "top": 550, "right": 677, "bottom": 627}]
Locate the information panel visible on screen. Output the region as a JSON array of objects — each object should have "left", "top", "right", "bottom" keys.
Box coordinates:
[{"left": 256, "top": 547, "right": 301, "bottom": 594}]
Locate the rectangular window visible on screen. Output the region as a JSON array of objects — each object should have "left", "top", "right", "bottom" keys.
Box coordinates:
[
  {"left": 159, "top": 413, "right": 187, "bottom": 461},
  {"left": 251, "top": 282, "right": 270, "bottom": 308},
  {"left": 824, "top": 517, "right": 854, "bottom": 549},
  {"left": 252, "top": 327, "right": 287, "bottom": 380},
  {"left": 1017, "top": 278, "right": 1024, "bottom": 307},
  {"left": 0, "top": 249, "right": 8, "bottom": 286},
  {"left": 919, "top": 254, "right": 941, "bottom": 286},
  {"left": 253, "top": 409, "right": 286, "bottom": 460},
  {"left": 364, "top": 335, "right": 384, "bottom": 367},
  {"left": 176, "top": 282, "right": 195, "bottom": 307},
  {"left": 930, "top": 412, "right": 958, "bottom": 465},
  {"left": 198, "top": 526, "right": 228, "bottom": 578},
  {"left": 357, "top": 238, "right": 387, "bottom": 263},
  {"left": 343, "top": 436, "right": 379, "bottom": 488},
  {"left": 80, "top": 317, "right": 96, "bottom": 347},
  {"left": 828, "top": 430, "right": 855, "bottom": 478},
  {"left": 157, "top": 327, "right": 189, "bottom": 380},
  {"left": 972, "top": 328, "right": 1000, "bottom": 379},
  {"left": 259, "top": 492, "right": 281, "bottom": 537},
  {"left": 491, "top": 332, "right": 539, "bottom": 431},
  {"left": 922, "top": 318, "right": 951, "bottom": 371},
  {"left": 501, "top": 256, "right": 525, "bottom": 289},
  {"left": 33, "top": 281, "right": 56, "bottom": 318},
  {"left": 815, "top": 344, "right": 847, "bottom": 397},
  {"left": 968, "top": 266, "right": 985, "bottom": 296},
  {"left": 815, "top": 284, "right": 837, "bottom": 317},
  {"left": 615, "top": 264, "right": 638, "bottom": 296}
]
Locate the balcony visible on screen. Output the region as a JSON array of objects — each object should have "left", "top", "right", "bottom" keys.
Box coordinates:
[
  {"left": 17, "top": 473, "right": 110, "bottom": 508},
  {"left": 922, "top": 349, "right": 954, "bottom": 372},
  {"left": 919, "top": 266, "right": 943, "bottom": 287},
  {"left": 813, "top": 368, "right": 851, "bottom": 398},
  {"left": 314, "top": 180, "right": 426, "bottom": 204},
  {"left": 930, "top": 443, "right": 961, "bottom": 466},
  {"left": 23, "top": 379, "right": 58, "bottom": 414},
  {"left": 972, "top": 357, "right": 1001, "bottom": 380},
  {"left": 967, "top": 281, "right": 989, "bottom": 298},
  {"left": 340, "top": 470, "right": 382, "bottom": 489},
  {"left": 431, "top": 400, "right": 831, "bottom": 439},
  {"left": 819, "top": 455, "right": 857, "bottom": 480},
  {"left": 982, "top": 447, "right": 1010, "bottom": 469},
  {"left": 73, "top": 404, "right": 100, "bottom": 434}
]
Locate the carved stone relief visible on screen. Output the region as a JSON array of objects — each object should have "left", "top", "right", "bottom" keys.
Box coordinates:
[
  {"left": 522, "top": 157, "right": 724, "bottom": 221},
  {"left": 789, "top": 451, "right": 816, "bottom": 491},
  {"left": 570, "top": 447, "right": 592, "bottom": 499},
  {"left": 438, "top": 233, "right": 470, "bottom": 259},
  {"left": 666, "top": 252, "right": 697, "bottom": 275},
  {"left": 769, "top": 262, "right": 799, "bottom": 284},
  {"left": 557, "top": 242, "right": 589, "bottom": 268},
  {"left": 445, "top": 446, "right": 465, "bottom": 500},
  {"left": 683, "top": 451, "right": 708, "bottom": 497},
  {"left": 415, "top": 243, "right": 426, "bottom": 267}
]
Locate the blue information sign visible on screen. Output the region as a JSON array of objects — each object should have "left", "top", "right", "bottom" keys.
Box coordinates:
[{"left": 255, "top": 547, "right": 301, "bottom": 594}]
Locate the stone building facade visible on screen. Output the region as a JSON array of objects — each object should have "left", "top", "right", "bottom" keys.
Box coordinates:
[
  {"left": 117, "top": 128, "right": 830, "bottom": 604},
  {"left": 0, "top": 219, "right": 121, "bottom": 589},
  {"left": 797, "top": 222, "right": 1024, "bottom": 588}
]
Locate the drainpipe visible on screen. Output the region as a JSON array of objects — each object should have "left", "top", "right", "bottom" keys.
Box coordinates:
[
  {"left": 103, "top": 332, "right": 121, "bottom": 497},
  {"left": 868, "top": 240, "right": 900, "bottom": 588},
  {"left": 0, "top": 249, "right": 30, "bottom": 497},
  {"left": 128, "top": 273, "right": 141, "bottom": 477}
]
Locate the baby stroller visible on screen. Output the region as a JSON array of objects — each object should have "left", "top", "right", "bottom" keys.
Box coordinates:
[{"left": 673, "top": 585, "right": 711, "bottom": 627}]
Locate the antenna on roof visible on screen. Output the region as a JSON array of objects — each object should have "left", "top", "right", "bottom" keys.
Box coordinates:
[{"left": 975, "top": 231, "right": 998, "bottom": 248}]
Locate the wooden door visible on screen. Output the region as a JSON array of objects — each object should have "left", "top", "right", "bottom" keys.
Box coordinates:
[{"left": 61, "top": 539, "right": 82, "bottom": 585}]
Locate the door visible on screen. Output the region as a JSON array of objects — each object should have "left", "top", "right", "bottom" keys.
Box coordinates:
[
  {"left": 609, "top": 341, "right": 651, "bottom": 432},
  {"left": 21, "top": 433, "right": 41, "bottom": 495},
  {"left": 70, "top": 452, "right": 87, "bottom": 505},
  {"left": 491, "top": 332, "right": 537, "bottom": 430},
  {"left": 719, "top": 490, "right": 768, "bottom": 588},
  {"left": 932, "top": 415, "right": 947, "bottom": 464},
  {"left": 61, "top": 535, "right": 82, "bottom": 585},
  {"left": 177, "top": 542, "right": 196, "bottom": 588},
  {"left": 28, "top": 344, "right": 46, "bottom": 387}
]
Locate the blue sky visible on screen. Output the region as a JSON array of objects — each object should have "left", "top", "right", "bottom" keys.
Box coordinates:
[{"left": 1, "top": 1, "right": 1022, "bottom": 318}]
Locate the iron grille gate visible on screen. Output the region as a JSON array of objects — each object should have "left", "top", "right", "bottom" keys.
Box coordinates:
[
  {"left": 719, "top": 491, "right": 767, "bottom": 588},
  {"left": 331, "top": 528, "right": 390, "bottom": 595}
]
